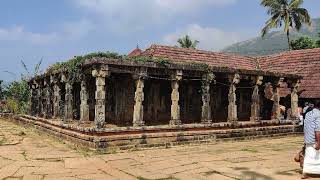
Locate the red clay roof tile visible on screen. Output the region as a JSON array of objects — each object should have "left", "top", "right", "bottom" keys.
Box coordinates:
[{"left": 259, "top": 48, "right": 320, "bottom": 98}]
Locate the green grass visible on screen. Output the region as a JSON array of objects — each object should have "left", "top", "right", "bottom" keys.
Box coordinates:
[{"left": 240, "top": 148, "right": 258, "bottom": 153}]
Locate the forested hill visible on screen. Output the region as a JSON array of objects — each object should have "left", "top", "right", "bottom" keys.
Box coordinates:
[{"left": 222, "top": 18, "right": 320, "bottom": 56}]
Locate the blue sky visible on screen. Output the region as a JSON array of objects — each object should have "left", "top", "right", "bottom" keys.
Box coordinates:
[{"left": 0, "top": 0, "right": 319, "bottom": 82}]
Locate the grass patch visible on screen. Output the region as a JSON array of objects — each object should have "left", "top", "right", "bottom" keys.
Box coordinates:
[
  {"left": 0, "top": 137, "right": 7, "bottom": 146},
  {"left": 240, "top": 148, "right": 258, "bottom": 153}
]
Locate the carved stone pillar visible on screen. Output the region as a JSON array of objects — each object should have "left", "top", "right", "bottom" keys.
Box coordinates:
[
  {"left": 61, "top": 74, "right": 73, "bottom": 120},
  {"left": 170, "top": 70, "right": 182, "bottom": 126},
  {"left": 201, "top": 73, "right": 215, "bottom": 124},
  {"left": 38, "top": 79, "right": 45, "bottom": 117},
  {"left": 132, "top": 70, "right": 146, "bottom": 127},
  {"left": 30, "top": 82, "right": 39, "bottom": 116},
  {"left": 80, "top": 77, "right": 90, "bottom": 121},
  {"left": 64, "top": 80, "right": 73, "bottom": 120},
  {"left": 44, "top": 78, "right": 52, "bottom": 119},
  {"left": 271, "top": 78, "right": 283, "bottom": 121},
  {"left": 228, "top": 74, "right": 240, "bottom": 122},
  {"left": 290, "top": 79, "right": 300, "bottom": 120},
  {"left": 52, "top": 75, "right": 61, "bottom": 119},
  {"left": 250, "top": 76, "right": 263, "bottom": 122},
  {"left": 35, "top": 80, "right": 42, "bottom": 117},
  {"left": 92, "top": 66, "right": 109, "bottom": 128}
]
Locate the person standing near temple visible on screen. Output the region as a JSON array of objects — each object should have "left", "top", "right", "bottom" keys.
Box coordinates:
[
  {"left": 304, "top": 102, "right": 310, "bottom": 114},
  {"left": 302, "top": 101, "right": 320, "bottom": 179}
]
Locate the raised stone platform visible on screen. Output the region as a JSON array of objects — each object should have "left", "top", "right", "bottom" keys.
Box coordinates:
[{"left": 5, "top": 114, "right": 299, "bottom": 150}]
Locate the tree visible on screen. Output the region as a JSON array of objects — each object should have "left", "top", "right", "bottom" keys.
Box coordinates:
[
  {"left": 3, "top": 59, "right": 42, "bottom": 114},
  {"left": 316, "top": 33, "right": 320, "bottom": 48},
  {"left": 177, "top": 35, "right": 199, "bottom": 49},
  {"left": 290, "top": 36, "right": 316, "bottom": 50},
  {"left": 261, "top": 0, "right": 311, "bottom": 50}
]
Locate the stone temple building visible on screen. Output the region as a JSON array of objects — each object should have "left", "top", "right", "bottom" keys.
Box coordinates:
[{"left": 24, "top": 45, "right": 304, "bottom": 148}]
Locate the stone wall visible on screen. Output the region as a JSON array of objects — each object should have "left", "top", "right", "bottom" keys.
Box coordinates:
[
  {"left": 180, "top": 80, "right": 202, "bottom": 124},
  {"left": 10, "top": 114, "right": 299, "bottom": 150},
  {"left": 144, "top": 79, "right": 171, "bottom": 126},
  {"left": 106, "top": 74, "right": 135, "bottom": 126}
]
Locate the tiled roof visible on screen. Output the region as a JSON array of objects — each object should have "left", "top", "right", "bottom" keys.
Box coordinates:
[
  {"left": 128, "top": 47, "right": 142, "bottom": 57},
  {"left": 258, "top": 48, "right": 320, "bottom": 99},
  {"left": 141, "top": 45, "right": 260, "bottom": 71},
  {"left": 130, "top": 44, "right": 320, "bottom": 98}
]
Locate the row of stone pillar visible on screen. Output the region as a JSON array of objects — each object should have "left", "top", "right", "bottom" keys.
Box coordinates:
[{"left": 30, "top": 67, "right": 300, "bottom": 128}]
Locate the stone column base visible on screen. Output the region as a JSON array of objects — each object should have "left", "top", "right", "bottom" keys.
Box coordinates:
[
  {"left": 169, "top": 119, "right": 182, "bottom": 126},
  {"left": 201, "top": 119, "right": 212, "bottom": 124},
  {"left": 133, "top": 121, "right": 145, "bottom": 127},
  {"left": 250, "top": 116, "right": 261, "bottom": 122}
]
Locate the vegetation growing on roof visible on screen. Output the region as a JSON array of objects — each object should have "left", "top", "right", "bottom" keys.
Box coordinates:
[
  {"left": 44, "top": 50, "right": 215, "bottom": 83},
  {"left": 46, "top": 51, "right": 125, "bottom": 82}
]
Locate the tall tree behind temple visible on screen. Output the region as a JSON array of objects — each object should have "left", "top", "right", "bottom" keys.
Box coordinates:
[
  {"left": 290, "top": 36, "right": 316, "bottom": 50},
  {"left": 261, "top": 0, "right": 311, "bottom": 50},
  {"left": 290, "top": 32, "right": 320, "bottom": 50},
  {"left": 177, "top": 35, "right": 199, "bottom": 49}
]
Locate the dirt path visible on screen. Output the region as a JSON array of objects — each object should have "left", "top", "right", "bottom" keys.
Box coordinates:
[{"left": 0, "top": 118, "right": 310, "bottom": 180}]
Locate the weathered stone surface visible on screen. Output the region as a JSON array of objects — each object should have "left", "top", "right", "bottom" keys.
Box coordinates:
[
  {"left": 64, "top": 82, "right": 73, "bottom": 120},
  {"left": 228, "top": 74, "right": 240, "bottom": 122},
  {"left": 271, "top": 78, "right": 283, "bottom": 121},
  {"left": 0, "top": 118, "right": 306, "bottom": 180},
  {"left": 170, "top": 70, "right": 182, "bottom": 126},
  {"left": 290, "top": 80, "right": 300, "bottom": 120},
  {"left": 92, "top": 66, "right": 110, "bottom": 128},
  {"left": 133, "top": 77, "right": 145, "bottom": 127},
  {"left": 53, "top": 83, "right": 61, "bottom": 118},
  {"left": 201, "top": 73, "right": 215, "bottom": 124},
  {"left": 43, "top": 78, "right": 53, "bottom": 119},
  {"left": 80, "top": 79, "right": 89, "bottom": 121},
  {"left": 250, "top": 76, "right": 263, "bottom": 122}
]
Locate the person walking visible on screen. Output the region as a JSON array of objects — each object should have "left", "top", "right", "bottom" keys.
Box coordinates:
[{"left": 302, "top": 102, "right": 320, "bottom": 179}]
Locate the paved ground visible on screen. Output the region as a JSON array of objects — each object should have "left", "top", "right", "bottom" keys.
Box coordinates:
[{"left": 0, "top": 118, "right": 313, "bottom": 180}]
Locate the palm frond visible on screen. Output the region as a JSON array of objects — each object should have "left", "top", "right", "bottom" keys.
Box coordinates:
[
  {"left": 295, "top": 8, "right": 312, "bottom": 25},
  {"left": 3, "top": 71, "right": 17, "bottom": 77},
  {"left": 289, "top": 0, "right": 304, "bottom": 9},
  {"left": 261, "top": 14, "right": 281, "bottom": 37}
]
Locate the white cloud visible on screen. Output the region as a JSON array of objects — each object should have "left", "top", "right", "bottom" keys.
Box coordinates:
[
  {"left": 73, "top": 0, "right": 237, "bottom": 31},
  {"left": 0, "top": 26, "right": 59, "bottom": 44},
  {"left": 0, "top": 20, "right": 94, "bottom": 45},
  {"left": 163, "top": 24, "right": 245, "bottom": 51},
  {"left": 154, "top": 0, "right": 237, "bottom": 12}
]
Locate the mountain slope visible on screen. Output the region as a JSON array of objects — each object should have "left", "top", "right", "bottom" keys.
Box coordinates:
[{"left": 222, "top": 18, "right": 320, "bottom": 56}]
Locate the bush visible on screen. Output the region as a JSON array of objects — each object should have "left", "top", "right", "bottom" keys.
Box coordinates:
[
  {"left": 4, "top": 80, "right": 30, "bottom": 114},
  {"left": 4, "top": 98, "right": 19, "bottom": 113}
]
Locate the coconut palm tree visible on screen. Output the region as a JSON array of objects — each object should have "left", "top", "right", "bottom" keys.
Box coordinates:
[
  {"left": 261, "top": 0, "right": 311, "bottom": 50},
  {"left": 177, "top": 35, "right": 199, "bottom": 49}
]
